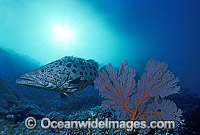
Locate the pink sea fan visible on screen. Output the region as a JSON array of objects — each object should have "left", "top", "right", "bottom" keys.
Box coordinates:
[
  {"left": 95, "top": 60, "right": 136, "bottom": 119},
  {"left": 94, "top": 59, "right": 182, "bottom": 124}
]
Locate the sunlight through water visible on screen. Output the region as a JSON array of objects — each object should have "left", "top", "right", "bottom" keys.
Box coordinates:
[{"left": 53, "top": 25, "right": 74, "bottom": 42}]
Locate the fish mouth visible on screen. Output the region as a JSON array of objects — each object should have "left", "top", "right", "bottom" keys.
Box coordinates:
[{"left": 16, "top": 75, "right": 45, "bottom": 89}]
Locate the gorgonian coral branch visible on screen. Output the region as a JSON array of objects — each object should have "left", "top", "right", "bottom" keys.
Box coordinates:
[
  {"left": 95, "top": 60, "right": 136, "bottom": 117},
  {"left": 94, "top": 59, "right": 182, "bottom": 129}
]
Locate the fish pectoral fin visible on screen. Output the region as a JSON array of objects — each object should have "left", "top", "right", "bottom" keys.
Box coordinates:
[
  {"left": 68, "top": 76, "right": 81, "bottom": 84},
  {"left": 60, "top": 92, "right": 76, "bottom": 99},
  {"left": 68, "top": 77, "right": 85, "bottom": 89},
  {"left": 68, "top": 83, "right": 79, "bottom": 89},
  {"left": 67, "top": 93, "right": 76, "bottom": 99},
  {"left": 60, "top": 92, "right": 67, "bottom": 99},
  {"left": 90, "top": 82, "right": 94, "bottom": 87}
]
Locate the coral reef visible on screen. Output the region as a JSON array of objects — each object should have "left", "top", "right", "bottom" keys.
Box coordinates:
[
  {"left": 40, "top": 86, "right": 102, "bottom": 115},
  {"left": 169, "top": 88, "right": 200, "bottom": 134},
  {"left": 0, "top": 48, "right": 199, "bottom": 135},
  {"left": 0, "top": 78, "right": 44, "bottom": 123},
  {"left": 0, "top": 106, "right": 125, "bottom": 135},
  {"left": 0, "top": 106, "right": 189, "bottom": 135},
  {"left": 0, "top": 76, "right": 199, "bottom": 134}
]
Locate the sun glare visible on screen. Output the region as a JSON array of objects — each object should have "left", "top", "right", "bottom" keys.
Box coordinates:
[{"left": 53, "top": 25, "right": 74, "bottom": 42}]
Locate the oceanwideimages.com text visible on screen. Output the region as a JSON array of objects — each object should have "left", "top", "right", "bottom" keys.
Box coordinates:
[{"left": 25, "top": 117, "right": 176, "bottom": 131}]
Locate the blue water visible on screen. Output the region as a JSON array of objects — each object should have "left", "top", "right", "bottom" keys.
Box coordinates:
[
  {"left": 1, "top": 0, "right": 199, "bottom": 94},
  {"left": 0, "top": 0, "right": 200, "bottom": 134}
]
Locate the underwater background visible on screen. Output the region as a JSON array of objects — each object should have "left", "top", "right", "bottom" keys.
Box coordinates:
[{"left": 0, "top": 0, "right": 199, "bottom": 134}]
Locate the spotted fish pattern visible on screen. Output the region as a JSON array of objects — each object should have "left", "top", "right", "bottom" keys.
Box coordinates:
[{"left": 16, "top": 56, "right": 98, "bottom": 98}]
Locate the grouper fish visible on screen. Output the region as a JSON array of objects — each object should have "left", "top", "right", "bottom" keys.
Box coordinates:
[{"left": 16, "top": 56, "right": 98, "bottom": 99}]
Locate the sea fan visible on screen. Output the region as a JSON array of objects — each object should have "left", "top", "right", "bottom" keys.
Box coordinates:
[{"left": 94, "top": 59, "right": 182, "bottom": 126}]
